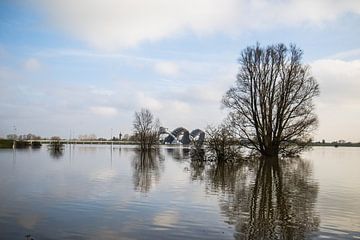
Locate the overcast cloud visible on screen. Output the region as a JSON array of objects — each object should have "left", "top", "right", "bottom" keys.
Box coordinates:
[
  {"left": 32, "top": 0, "right": 360, "bottom": 50},
  {"left": 0, "top": 0, "right": 359, "bottom": 141}
]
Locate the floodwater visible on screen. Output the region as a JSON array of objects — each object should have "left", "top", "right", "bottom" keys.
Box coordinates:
[{"left": 0, "top": 145, "right": 359, "bottom": 239}]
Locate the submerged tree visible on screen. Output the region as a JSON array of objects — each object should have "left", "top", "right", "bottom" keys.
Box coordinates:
[
  {"left": 205, "top": 124, "right": 240, "bottom": 162},
  {"left": 48, "top": 137, "right": 64, "bottom": 159},
  {"left": 223, "top": 43, "right": 319, "bottom": 157},
  {"left": 133, "top": 108, "right": 160, "bottom": 151}
]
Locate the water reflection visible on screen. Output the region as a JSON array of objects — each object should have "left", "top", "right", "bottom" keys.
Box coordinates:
[
  {"left": 165, "top": 147, "right": 191, "bottom": 161},
  {"left": 191, "top": 157, "right": 319, "bottom": 239},
  {"left": 242, "top": 158, "right": 319, "bottom": 239},
  {"left": 3, "top": 146, "right": 359, "bottom": 239},
  {"left": 132, "top": 151, "right": 164, "bottom": 193},
  {"left": 48, "top": 143, "right": 64, "bottom": 159}
]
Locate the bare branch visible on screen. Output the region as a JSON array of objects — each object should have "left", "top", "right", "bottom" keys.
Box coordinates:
[{"left": 223, "top": 43, "right": 319, "bottom": 157}]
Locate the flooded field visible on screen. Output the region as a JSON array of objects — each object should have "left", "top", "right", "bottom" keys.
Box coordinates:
[{"left": 0, "top": 145, "right": 359, "bottom": 239}]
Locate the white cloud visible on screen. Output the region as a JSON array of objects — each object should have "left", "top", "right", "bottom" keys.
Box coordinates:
[
  {"left": 24, "top": 58, "right": 41, "bottom": 71},
  {"left": 136, "top": 91, "right": 163, "bottom": 111},
  {"left": 311, "top": 59, "right": 360, "bottom": 104},
  {"left": 169, "top": 100, "right": 191, "bottom": 114},
  {"left": 154, "top": 61, "right": 179, "bottom": 77},
  {"left": 89, "top": 87, "right": 114, "bottom": 97},
  {"left": 90, "top": 106, "right": 118, "bottom": 116},
  {"left": 311, "top": 58, "right": 360, "bottom": 141},
  {"left": 326, "top": 48, "right": 360, "bottom": 60},
  {"left": 32, "top": 0, "right": 360, "bottom": 50}
]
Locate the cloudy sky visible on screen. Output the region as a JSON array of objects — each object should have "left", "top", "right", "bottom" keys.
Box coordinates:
[{"left": 0, "top": 0, "right": 359, "bottom": 141}]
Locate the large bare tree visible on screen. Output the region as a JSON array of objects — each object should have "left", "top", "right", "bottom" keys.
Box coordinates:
[
  {"left": 133, "top": 108, "right": 160, "bottom": 151},
  {"left": 223, "top": 43, "right": 319, "bottom": 157}
]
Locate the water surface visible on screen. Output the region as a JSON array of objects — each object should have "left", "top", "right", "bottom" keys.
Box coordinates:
[{"left": 0, "top": 145, "right": 359, "bottom": 239}]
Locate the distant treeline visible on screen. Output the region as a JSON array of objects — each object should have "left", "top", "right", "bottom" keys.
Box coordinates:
[
  {"left": 311, "top": 141, "right": 360, "bottom": 147},
  {"left": 3, "top": 133, "right": 137, "bottom": 142},
  {"left": 5, "top": 133, "right": 42, "bottom": 140}
]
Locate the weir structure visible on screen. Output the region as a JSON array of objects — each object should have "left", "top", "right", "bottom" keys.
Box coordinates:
[{"left": 159, "top": 127, "right": 205, "bottom": 145}]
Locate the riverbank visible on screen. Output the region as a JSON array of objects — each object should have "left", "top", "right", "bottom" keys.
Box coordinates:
[
  {"left": 310, "top": 142, "right": 360, "bottom": 147},
  {"left": 0, "top": 139, "right": 13, "bottom": 148},
  {"left": 0, "top": 139, "right": 42, "bottom": 149}
]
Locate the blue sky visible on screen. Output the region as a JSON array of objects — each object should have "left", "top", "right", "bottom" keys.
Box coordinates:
[{"left": 1, "top": 0, "right": 360, "bottom": 141}]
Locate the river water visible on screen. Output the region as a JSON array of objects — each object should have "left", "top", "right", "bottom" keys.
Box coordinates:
[{"left": 0, "top": 145, "right": 359, "bottom": 239}]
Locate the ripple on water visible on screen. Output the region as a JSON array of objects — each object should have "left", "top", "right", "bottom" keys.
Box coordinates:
[{"left": 0, "top": 146, "right": 360, "bottom": 239}]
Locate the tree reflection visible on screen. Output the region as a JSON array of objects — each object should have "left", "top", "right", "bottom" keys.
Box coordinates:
[
  {"left": 132, "top": 150, "right": 163, "bottom": 193},
  {"left": 191, "top": 157, "right": 319, "bottom": 239},
  {"left": 165, "top": 147, "right": 191, "bottom": 162},
  {"left": 48, "top": 142, "right": 64, "bottom": 160}
]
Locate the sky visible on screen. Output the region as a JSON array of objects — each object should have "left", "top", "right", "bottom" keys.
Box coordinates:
[{"left": 0, "top": 0, "right": 360, "bottom": 141}]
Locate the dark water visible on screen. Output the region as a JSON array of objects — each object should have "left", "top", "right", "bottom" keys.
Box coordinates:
[{"left": 0, "top": 145, "right": 359, "bottom": 239}]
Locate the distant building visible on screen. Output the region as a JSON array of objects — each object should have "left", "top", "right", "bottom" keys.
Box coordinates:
[{"left": 160, "top": 127, "right": 205, "bottom": 145}]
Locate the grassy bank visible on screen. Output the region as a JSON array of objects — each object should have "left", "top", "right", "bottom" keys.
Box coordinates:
[
  {"left": 0, "top": 139, "right": 41, "bottom": 148},
  {"left": 0, "top": 139, "right": 14, "bottom": 148},
  {"left": 311, "top": 142, "right": 360, "bottom": 147}
]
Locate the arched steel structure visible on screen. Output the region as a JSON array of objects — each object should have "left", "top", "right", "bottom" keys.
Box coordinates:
[
  {"left": 160, "top": 127, "right": 205, "bottom": 145},
  {"left": 164, "top": 127, "right": 190, "bottom": 144},
  {"left": 190, "top": 129, "right": 205, "bottom": 145}
]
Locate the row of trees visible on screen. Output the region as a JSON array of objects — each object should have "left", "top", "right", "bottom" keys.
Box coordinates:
[
  {"left": 133, "top": 43, "right": 319, "bottom": 159},
  {"left": 6, "top": 133, "right": 42, "bottom": 140}
]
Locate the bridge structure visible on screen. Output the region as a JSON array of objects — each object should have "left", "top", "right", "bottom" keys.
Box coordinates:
[
  {"left": 159, "top": 127, "right": 205, "bottom": 145},
  {"left": 24, "top": 139, "right": 137, "bottom": 145}
]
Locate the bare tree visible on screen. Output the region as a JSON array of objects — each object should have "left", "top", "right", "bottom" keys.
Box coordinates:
[
  {"left": 133, "top": 108, "right": 160, "bottom": 151},
  {"left": 205, "top": 124, "right": 241, "bottom": 162},
  {"left": 223, "top": 43, "right": 319, "bottom": 157}
]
